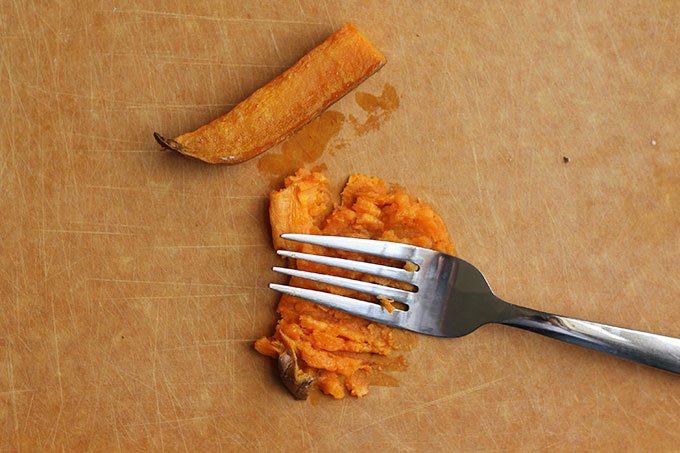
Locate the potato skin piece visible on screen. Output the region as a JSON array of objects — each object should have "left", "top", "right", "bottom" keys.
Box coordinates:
[
  {"left": 154, "top": 23, "right": 386, "bottom": 164},
  {"left": 278, "top": 348, "right": 314, "bottom": 400}
]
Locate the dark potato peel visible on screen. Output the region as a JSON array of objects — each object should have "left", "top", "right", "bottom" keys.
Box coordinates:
[
  {"left": 278, "top": 348, "right": 315, "bottom": 400},
  {"left": 153, "top": 132, "right": 182, "bottom": 153}
]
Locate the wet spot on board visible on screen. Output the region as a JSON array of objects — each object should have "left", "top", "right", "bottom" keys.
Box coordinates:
[
  {"left": 654, "top": 150, "right": 679, "bottom": 211},
  {"left": 349, "top": 83, "right": 400, "bottom": 136},
  {"left": 623, "top": 149, "right": 680, "bottom": 245},
  {"left": 257, "top": 110, "right": 345, "bottom": 187}
]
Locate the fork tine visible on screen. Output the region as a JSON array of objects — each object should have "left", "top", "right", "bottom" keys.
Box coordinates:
[
  {"left": 269, "top": 283, "right": 405, "bottom": 325},
  {"left": 276, "top": 250, "right": 417, "bottom": 284},
  {"left": 281, "top": 233, "right": 428, "bottom": 263},
  {"left": 272, "top": 267, "right": 413, "bottom": 303}
]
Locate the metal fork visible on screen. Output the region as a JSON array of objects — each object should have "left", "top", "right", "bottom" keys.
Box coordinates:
[{"left": 270, "top": 234, "right": 680, "bottom": 374}]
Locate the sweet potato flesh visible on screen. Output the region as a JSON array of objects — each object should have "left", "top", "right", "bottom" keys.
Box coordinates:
[
  {"left": 155, "top": 23, "right": 386, "bottom": 164},
  {"left": 255, "top": 169, "right": 455, "bottom": 399}
]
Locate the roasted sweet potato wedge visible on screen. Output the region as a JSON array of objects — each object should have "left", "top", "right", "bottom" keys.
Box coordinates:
[{"left": 154, "top": 23, "right": 386, "bottom": 164}]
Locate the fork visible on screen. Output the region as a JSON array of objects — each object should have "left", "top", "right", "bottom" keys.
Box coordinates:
[{"left": 270, "top": 234, "right": 680, "bottom": 374}]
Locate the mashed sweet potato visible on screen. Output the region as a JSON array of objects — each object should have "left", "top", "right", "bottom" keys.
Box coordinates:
[{"left": 255, "top": 169, "right": 455, "bottom": 399}]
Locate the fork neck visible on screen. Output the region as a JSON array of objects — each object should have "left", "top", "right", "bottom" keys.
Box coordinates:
[
  {"left": 446, "top": 293, "right": 543, "bottom": 336},
  {"left": 494, "top": 298, "right": 546, "bottom": 322}
]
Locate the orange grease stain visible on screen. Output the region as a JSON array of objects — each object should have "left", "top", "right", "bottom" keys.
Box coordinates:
[
  {"left": 257, "top": 110, "right": 345, "bottom": 186},
  {"left": 349, "top": 83, "right": 400, "bottom": 136},
  {"left": 257, "top": 84, "right": 400, "bottom": 184}
]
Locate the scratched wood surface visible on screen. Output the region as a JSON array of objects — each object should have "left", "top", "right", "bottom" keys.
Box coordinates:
[{"left": 1, "top": 0, "right": 679, "bottom": 451}]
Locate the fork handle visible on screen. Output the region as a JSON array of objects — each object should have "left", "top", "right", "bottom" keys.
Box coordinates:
[{"left": 500, "top": 308, "right": 680, "bottom": 374}]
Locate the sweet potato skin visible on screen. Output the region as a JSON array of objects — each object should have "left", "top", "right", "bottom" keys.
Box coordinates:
[{"left": 155, "top": 23, "right": 386, "bottom": 164}]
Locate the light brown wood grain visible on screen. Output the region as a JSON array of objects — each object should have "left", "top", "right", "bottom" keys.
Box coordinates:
[{"left": 0, "top": 1, "right": 678, "bottom": 451}]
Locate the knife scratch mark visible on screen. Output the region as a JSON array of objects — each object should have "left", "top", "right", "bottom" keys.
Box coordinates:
[
  {"left": 50, "top": 298, "right": 64, "bottom": 407},
  {"left": 393, "top": 16, "right": 414, "bottom": 181},
  {"left": 604, "top": 26, "right": 626, "bottom": 76},
  {"left": 6, "top": 347, "right": 20, "bottom": 450},
  {"left": 0, "top": 387, "right": 33, "bottom": 395},
  {"left": 296, "top": 404, "right": 315, "bottom": 451},
  {"left": 151, "top": 306, "right": 166, "bottom": 452},
  {"left": 65, "top": 184, "right": 267, "bottom": 201},
  {"left": 95, "top": 293, "right": 248, "bottom": 302},
  {"left": 470, "top": 144, "right": 484, "bottom": 205},
  {"left": 338, "top": 376, "right": 509, "bottom": 441},
  {"left": 158, "top": 366, "right": 190, "bottom": 452},
  {"left": 483, "top": 414, "right": 503, "bottom": 449},
  {"left": 321, "top": 0, "right": 334, "bottom": 28},
  {"left": 20, "top": 84, "right": 238, "bottom": 109},
  {"left": 159, "top": 339, "right": 255, "bottom": 352},
  {"left": 47, "top": 407, "right": 62, "bottom": 448},
  {"left": 123, "top": 416, "right": 213, "bottom": 428},
  {"left": 227, "top": 318, "right": 236, "bottom": 400},
  {"left": 39, "top": 228, "right": 135, "bottom": 236},
  {"left": 107, "top": 361, "right": 157, "bottom": 394},
  {"left": 66, "top": 220, "right": 153, "bottom": 230},
  {"left": 88, "top": 278, "right": 225, "bottom": 286},
  {"left": 103, "top": 52, "right": 289, "bottom": 68},
  {"left": 112, "top": 9, "right": 326, "bottom": 26},
  {"left": 269, "top": 26, "right": 282, "bottom": 61},
  {"left": 617, "top": 402, "right": 680, "bottom": 438},
  {"left": 154, "top": 244, "right": 268, "bottom": 249},
  {"left": 652, "top": 12, "right": 672, "bottom": 73},
  {"left": 190, "top": 314, "right": 209, "bottom": 432},
  {"left": 540, "top": 439, "right": 567, "bottom": 450},
  {"left": 111, "top": 401, "right": 122, "bottom": 453},
  {"left": 294, "top": 0, "right": 305, "bottom": 16},
  {"left": 542, "top": 196, "right": 581, "bottom": 304},
  {"left": 22, "top": 391, "right": 36, "bottom": 434},
  {"left": 671, "top": 396, "right": 680, "bottom": 408},
  {"left": 70, "top": 132, "right": 146, "bottom": 143},
  {"left": 83, "top": 148, "right": 159, "bottom": 153},
  {"left": 40, "top": 204, "right": 48, "bottom": 279}
]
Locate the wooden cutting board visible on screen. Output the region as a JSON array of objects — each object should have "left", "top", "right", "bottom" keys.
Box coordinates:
[{"left": 1, "top": 1, "right": 678, "bottom": 450}]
